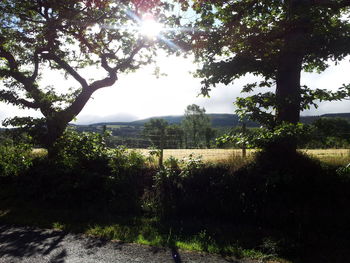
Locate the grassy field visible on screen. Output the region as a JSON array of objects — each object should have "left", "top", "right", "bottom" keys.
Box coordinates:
[
  {"left": 32, "top": 148, "right": 350, "bottom": 165},
  {"left": 133, "top": 148, "right": 350, "bottom": 165}
]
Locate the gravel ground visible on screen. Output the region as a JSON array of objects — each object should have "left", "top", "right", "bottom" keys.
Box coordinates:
[{"left": 0, "top": 225, "right": 255, "bottom": 263}]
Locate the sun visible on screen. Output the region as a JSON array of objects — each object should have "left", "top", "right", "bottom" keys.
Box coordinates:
[{"left": 139, "top": 14, "right": 163, "bottom": 38}]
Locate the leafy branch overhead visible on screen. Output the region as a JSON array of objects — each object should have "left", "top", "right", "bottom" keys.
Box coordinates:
[
  {"left": 0, "top": 0, "right": 171, "bottom": 151},
  {"left": 185, "top": 0, "right": 350, "bottom": 126},
  {"left": 179, "top": 0, "right": 350, "bottom": 153},
  {"left": 235, "top": 83, "right": 350, "bottom": 128}
]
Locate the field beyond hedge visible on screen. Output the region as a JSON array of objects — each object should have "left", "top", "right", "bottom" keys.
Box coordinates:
[
  {"left": 32, "top": 148, "right": 350, "bottom": 165},
  {"left": 133, "top": 148, "right": 350, "bottom": 165}
]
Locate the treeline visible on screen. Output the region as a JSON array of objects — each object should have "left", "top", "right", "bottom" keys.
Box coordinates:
[
  {"left": 142, "top": 104, "right": 216, "bottom": 149},
  {"left": 98, "top": 104, "right": 219, "bottom": 149},
  {"left": 97, "top": 116, "right": 350, "bottom": 149},
  {"left": 219, "top": 117, "right": 350, "bottom": 149},
  {"left": 2, "top": 115, "right": 349, "bottom": 150}
]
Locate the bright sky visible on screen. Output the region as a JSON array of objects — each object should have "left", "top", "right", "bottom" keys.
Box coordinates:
[
  {"left": 0, "top": 4, "right": 349, "bottom": 125},
  {"left": 1, "top": 53, "right": 349, "bottom": 125}
]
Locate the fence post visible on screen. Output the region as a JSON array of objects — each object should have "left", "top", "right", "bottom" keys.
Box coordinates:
[{"left": 242, "top": 122, "right": 247, "bottom": 158}]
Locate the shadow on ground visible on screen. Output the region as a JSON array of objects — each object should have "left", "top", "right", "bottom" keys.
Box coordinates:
[
  {"left": 0, "top": 225, "right": 67, "bottom": 262},
  {"left": 0, "top": 224, "right": 243, "bottom": 263}
]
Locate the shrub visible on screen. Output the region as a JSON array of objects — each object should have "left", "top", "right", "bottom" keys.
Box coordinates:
[
  {"left": 0, "top": 142, "right": 33, "bottom": 177},
  {"left": 151, "top": 154, "right": 238, "bottom": 219},
  {"left": 231, "top": 150, "right": 350, "bottom": 232},
  {"left": 163, "top": 156, "right": 180, "bottom": 170},
  {"left": 108, "top": 147, "right": 146, "bottom": 176},
  {"left": 53, "top": 130, "right": 111, "bottom": 172},
  {"left": 13, "top": 131, "right": 149, "bottom": 215},
  {"left": 149, "top": 149, "right": 350, "bottom": 239},
  {"left": 336, "top": 163, "right": 350, "bottom": 181}
]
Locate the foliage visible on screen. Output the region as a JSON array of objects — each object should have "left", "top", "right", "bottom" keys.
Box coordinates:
[
  {"left": 1, "top": 141, "right": 350, "bottom": 261},
  {"left": 53, "top": 130, "right": 147, "bottom": 175},
  {"left": 165, "top": 124, "right": 185, "bottom": 148},
  {"left": 235, "top": 84, "right": 350, "bottom": 129},
  {"left": 163, "top": 156, "right": 180, "bottom": 170},
  {"left": 109, "top": 147, "right": 147, "bottom": 175},
  {"left": 5, "top": 130, "right": 150, "bottom": 214},
  {"left": 313, "top": 117, "right": 350, "bottom": 140},
  {"left": 143, "top": 119, "right": 169, "bottom": 149},
  {"left": 143, "top": 119, "right": 186, "bottom": 149},
  {"left": 217, "top": 122, "right": 313, "bottom": 149},
  {"left": 337, "top": 163, "right": 350, "bottom": 178},
  {"left": 204, "top": 126, "right": 217, "bottom": 148},
  {"left": 217, "top": 116, "right": 350, "bottom": 149},
  {"left": 143, "top": 118, "right": 170, "bottom": 166},
  {"left": 182, "top": 104, "right": 212, "bottom": 148},
  {"left": 183, "top": 0, "right": 350, "bottom": 153},
  {"left": 2, "top": 117, "right": 47, "bottom": 147},
  {"left": 0, "top": 141, "right": 33, "bottom": 177},
  {"left": 0, "top": 0, "right": 173, "bottom": 149},
  {"left": 53, "top": 130, "right": 110, "bottom": 169}
]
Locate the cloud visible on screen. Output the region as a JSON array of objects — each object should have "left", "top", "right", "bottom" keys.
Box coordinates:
[{"left": 72, "top": 112, "right": 139, "bottom": 125}]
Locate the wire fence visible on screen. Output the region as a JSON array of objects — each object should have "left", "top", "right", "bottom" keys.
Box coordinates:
[{"left": 129, "top": 148, "right": 350, "bottom": 164}]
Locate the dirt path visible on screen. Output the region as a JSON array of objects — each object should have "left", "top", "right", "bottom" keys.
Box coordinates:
[{"left": 0, "top": 225, "right": 255, "bottom": 263}]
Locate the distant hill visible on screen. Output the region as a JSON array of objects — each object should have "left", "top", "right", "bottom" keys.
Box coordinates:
[
  {"left": 128, "top": 114, "right": 256, "bottom": 127},
  {"left": 85, "top": 114, "right": 257, "bottom": 128},
  {"left": 300, "top": 113, "right": 350, "bottom": 124},
  {"left": 84, "top": 112, "right": 350, "bottom": 129}
]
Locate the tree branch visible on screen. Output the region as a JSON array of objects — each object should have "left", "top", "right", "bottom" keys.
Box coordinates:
[
  {"left": 116, "top": 41, "right": 145, "bottom": 71},
  {"left": 30, "top": 48, "right": 48, "bottom": 82},
  {"left": 0, "top": 46, "right": 19, "bottom": 71},
  {"left": 101, "top": 53, "right": 117, "bottom": 73},
  {"left": 42, "top": 52, "right": 89, "bottom": 88},
  {"left": 0, "top": 45, "right": 32, "bottom": 84},
  {"left": 0, "top": 90, "right": 40, "bottom": 109}
]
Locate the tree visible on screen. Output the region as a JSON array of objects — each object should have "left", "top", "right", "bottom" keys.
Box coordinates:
[
  {"left": 186, "top": 0, "right": 350, "bottom": 154},
  {"left": 312, "top": 117, "right": 350, "bottom": 147},
  {"left": 182, "top": 104, "right": 211, "bottom": 148},
  {"left": 166, "top": 124, "right": 184, "bottom": 148},
  {"left": 204, "top": 126, "right": 216, "bottom": 149},
  {"left": 143, "top": 118, "right": 169, "bottom": 166},
  {"left": 0, "top": 0, "right": 170, "bottom": 156},
  {"left": 313, "top": 117, "right": 350, "bottom": 139}
]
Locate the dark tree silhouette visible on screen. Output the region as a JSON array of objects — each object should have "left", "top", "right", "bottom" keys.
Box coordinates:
[
  {"left": 187, "top": 0, "right": 350, "bottom": 153},
  {"left": 0, "top": 0, "right": 169, "bottom": 156}
]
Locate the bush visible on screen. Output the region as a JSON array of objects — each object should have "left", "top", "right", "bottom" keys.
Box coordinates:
[
  {"left": 232, "top": 151, "right": 350, "bottom": 232},
  {"left": 148, "top": 150, "right": 350, "bottom": 240},
  {"left": 12, "top": 131, "right": 150, "bottom": 215},
  {"left": 0, "top": 142, "right": 33, "bottom": 177},
  {"left": 53, "top": 130, "right": 111, "bottom": 172},
  {"left": 151, "top": 154, "right": 238, "bottom": 219}
]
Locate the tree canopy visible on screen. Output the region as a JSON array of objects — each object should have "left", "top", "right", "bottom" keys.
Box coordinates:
[
  {"left": 182, "top": 104, "right": 211, "bottom": 148},
  {"left": 186, "top": 0, "right": 350, "bottom": 152},
  {"left": 0, "top": 0, "right": 171, "bottom": 153}
]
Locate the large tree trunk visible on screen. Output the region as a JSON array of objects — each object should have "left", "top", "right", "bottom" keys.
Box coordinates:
[
  {"left": 43, "top": 88, "right": 97, "bottom": 158},
  {"left": 270, "top": 0, "right": 308, "bottom": 155},
  {"left": 275, "top": 56, "right": 302, "bottom": 125},
  {"left": 45, "top": 117, "right": 68, "bottom": 159},
  {"left": 273, "top": 52, "right": 303, "bottom": 155}
]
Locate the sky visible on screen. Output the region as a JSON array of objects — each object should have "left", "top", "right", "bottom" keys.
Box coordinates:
[
  {"left": 0, "top": 52, "right": 349, "bottom": 125},
  {"left": 1, "top": 3, "right": 349, "bottom": 126}
]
